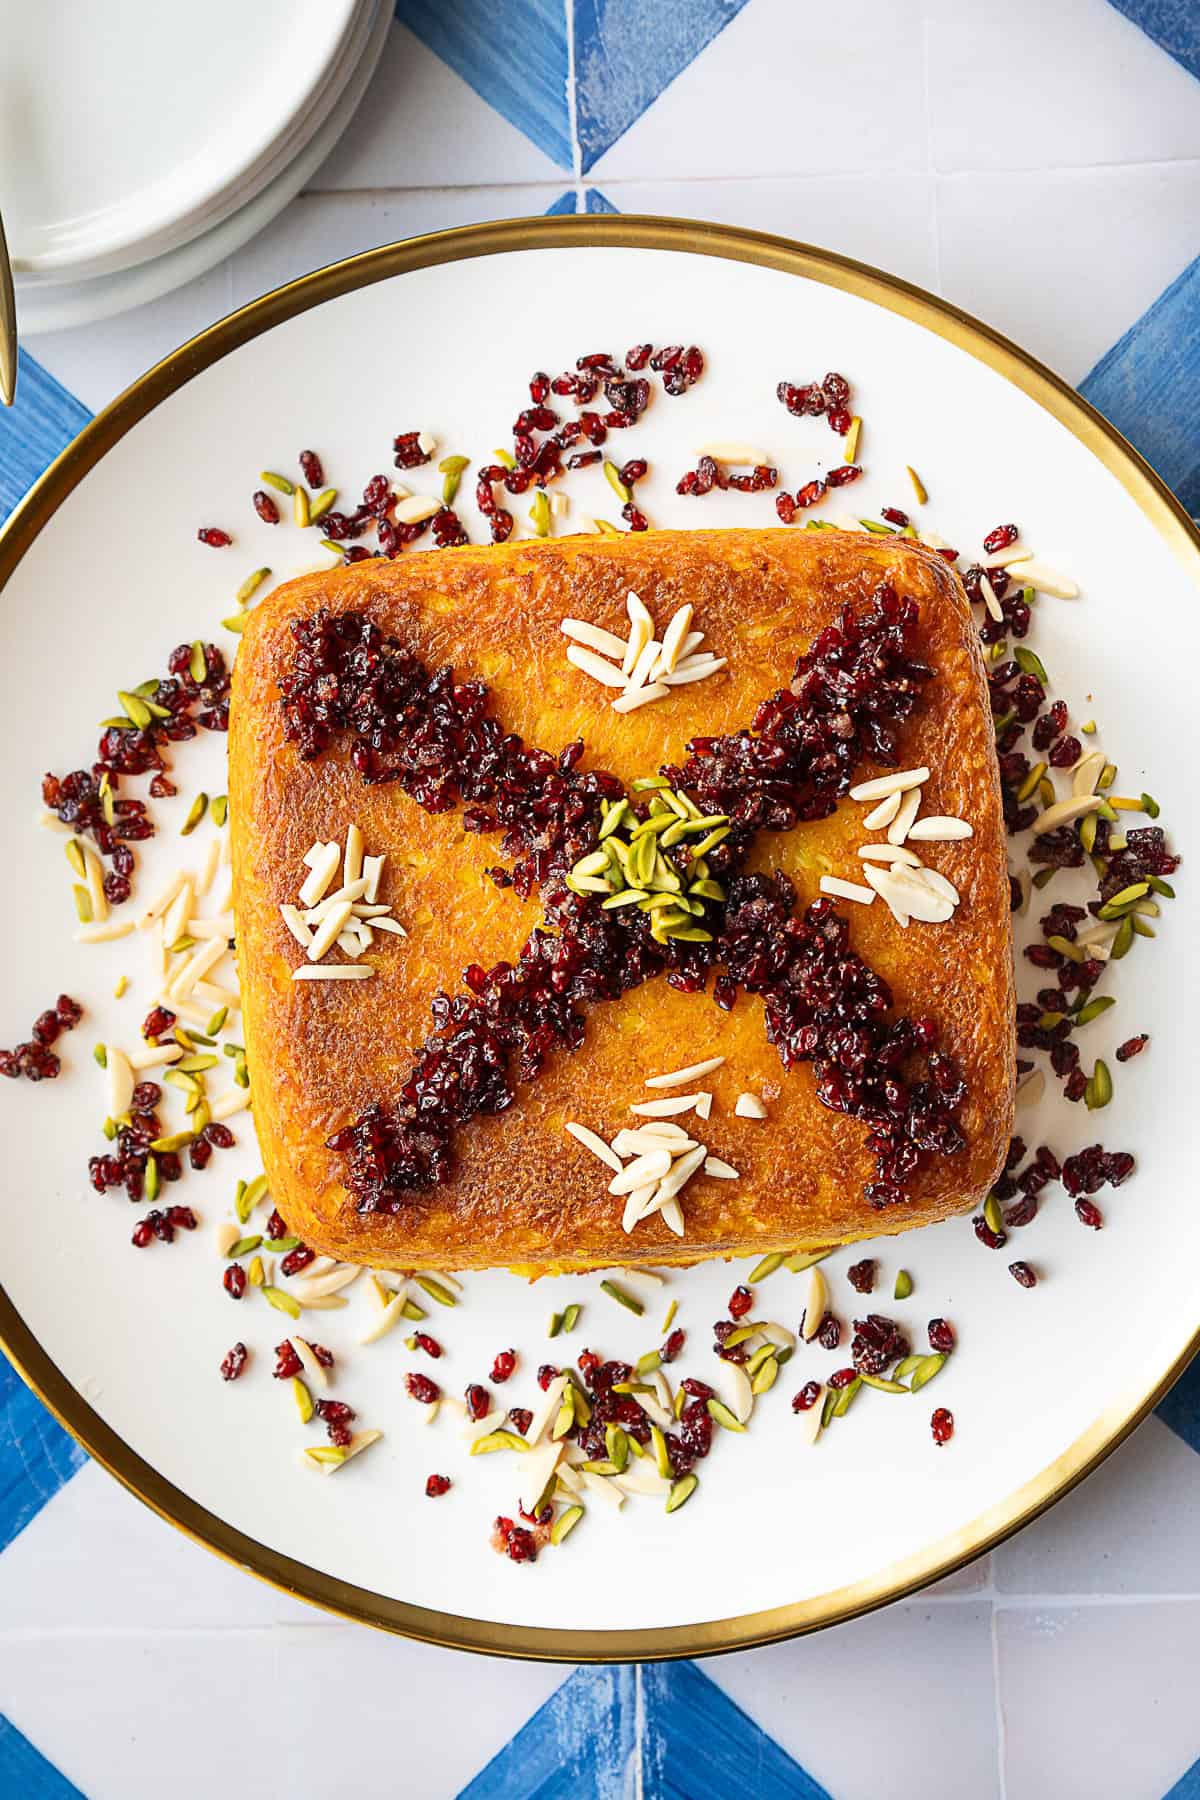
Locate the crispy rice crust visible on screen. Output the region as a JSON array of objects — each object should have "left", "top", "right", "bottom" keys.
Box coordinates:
[{"left": 230, "top": 529, "right": 1014, "bottom": 1272}]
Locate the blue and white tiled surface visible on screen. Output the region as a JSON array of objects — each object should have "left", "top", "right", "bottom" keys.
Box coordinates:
[{"left": 2, "top": 3, "right": 1199, "bottom": 1794}]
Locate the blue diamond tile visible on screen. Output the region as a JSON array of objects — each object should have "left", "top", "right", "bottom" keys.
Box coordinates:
[
  {"left": 584, "top": 187, "right": 619, "bottom": 213},
  {"left": 1080, "top": 252, "right": 1200, "bottom": 517},
  {"left": 0, "top": 1713, "right": 88, "bottom": 1798},
  {"left": 393, "top": 0, "right": 572, "bottom": 168},
  {"left": 457, "top": 1661, "right": 827, "bottom": 1798},
  {"left": 1155, "top": 1354, "right": 1200, "bottom": 1452},
  {"left": 0, "top": 1355, "right": 86, "bottom": 1553},
  {"left": 546, "top": 191, "right": 579, "bottom": 215},
  {"left": 1108, "top": 0, "right": 1200, "bottom": 83},
  {"left": 0, "top": 349, "right": 92, "bottom": 523},
  {"left": 1164, "top": 1748, "right": 1200, "bottom": 1798},
  {"left": 574, "top": 0, "right": 753, "bottom": 172}
]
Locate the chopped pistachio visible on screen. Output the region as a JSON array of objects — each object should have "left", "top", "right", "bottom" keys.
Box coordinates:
[{"left": 894, "top": 1269, "right": 913, "bottom": 1301}]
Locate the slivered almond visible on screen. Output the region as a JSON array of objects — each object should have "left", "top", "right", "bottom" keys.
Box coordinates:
[
  {"left": 344, "top": 823, "right": 364, "bottom": 888},
  {"left": 75, "top": 920, "right": 136, "bottom": 944},
  {"left": 137, "top": 870, "right": 187, "bottom": 928},
  {"left": 735, "top": 1092, "right": 767, "bottom": 1119},
  {"left": 609, "top": 1150, "right": 673, "bottom": 1195},
  {"left": 629, "top": 1094, "right": 706, "bottom": 1117},
  {"left": 849, "top": 766, "right": 930, "bottom": 803},
  {"left": 1033, "top": 795, "right": 1102, "bottom": 835},
  {"left": 612, "top": 682, "right": 669, "bottom": 714},
  {"left": 661, "top": 656, "right": 728, "bottom": 686},
  {"left": 697, "top": 441, "right": 769, "bottom": 465},
  {"left": 802, "top": 1267, "right": 828, "bottom": 1341},
  {"left": 645, "top": 1055, "right": 725, "bottom": 1089},
  {"left": 887, "top": 787, "right": 923, "bottom": 845},
  {"left": 819, "top": 875, "right": 876, "bottom": 905},
  {"left": 983, "top": 543, "right": 1033, "bottom": 568},
  {"left": 209, "top": 1088, "right": 252, "bottom": 1121},
  {"left": 291, "top": 1264, "right": 362, "bottom": 1303},
  {"left": 862, "top": 790, "right": 902, "bottom": 831},
  {"left": 906, "top": 816, "right": 973, "bottom": 842},
  {"left": 660, "top": 1197, "right": 685, "bottom": 1236},
  {"left": 703, "top": 1156, "right": 739, "bottom": 1179},
  {"left": 920, "top": 868, "right": 960, "bottom": 906},
  {"left": 653, "top": 1144, "right": 707, "bottom": 1201},
  {"left": 1011, "top": 558, "right": 1078, "bottom": 599},
  {"left": 656, "top": 604, "right": 695, "bottom": 677},
  {"left": 128, "top": 1043, "right": 183, "bottom": 1071},
  {"left": 107, "top": 1047, "right": 134, "bottom": 1119},
  {"left": 565, "top": 1120, "right": 623, "bottom": 1174},
  {"left": 362, "top": 855, "right": 384, "bottom": 904},
  {"left": 860, "top": 862, "right": 911, "bottom": 926},
  {"left": 1072, "top": 752, "right": 1106, "bottom": 798},
  {"left": 561, "top": 618, "right": 629, "bottom": 660},
  {"left": 307, "top": 902, "right": 354, "bottom": 962},
  {"left": 280, "top": 905, "right": 313, "bottom": 949},
  {"left": 857, "top": 843, "right": 922, "bottom": 866},
  {"left": 623, "top": 592, "right": 653, "bottom": 676},
  {"left": 394, "top": 495, "right": 441, "bottom": 524},
  {"left": 298, "top": 843, "right": 340, "bottom": 907},
  {"left": 566, "top": 643, "right": 625, "bottom": 688},
  {"left": 292, "top": 965, "right": 372, "bottom": 981},
  {"left": 978, "top": 574, "right": 1004, "bottom": 623},
  {"left": 622, "top": 1180, "right": 661, "bottom": 1233}
]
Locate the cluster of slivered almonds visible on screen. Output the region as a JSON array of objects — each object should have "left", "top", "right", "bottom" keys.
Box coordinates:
[
  {"left": 278, "top": 824, "right": 406, "bottom": 980},
  {"left": 565, "top": 1052, "right": 768, "bottom": 1238},
  {"left": 560, "top": 589, "right": 727, "bottom": 713},
  {"left": 817, "top": 764, "right": 973, "bottom": 926}
]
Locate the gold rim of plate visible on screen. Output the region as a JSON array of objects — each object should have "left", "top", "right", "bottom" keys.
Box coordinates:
[{"left": 1, "top": 214, "right": 1198, "bottom": 1662}]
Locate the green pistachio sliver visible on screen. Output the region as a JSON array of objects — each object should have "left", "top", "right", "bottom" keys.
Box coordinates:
[
  {"left": 491, "top": 447, "right": 516, "bottom": 469},
  {"left": 319, "top": 539, "right": 345, "bottom": 557},
  {"left": 167, "top": 936, "right": 196, "bottom": 956},
  {"left": 831, "top": 1377, "right": 862, "bottom": 1417},
  {"left": 414, "top": 1274, "right": 458, "bottom": 1307},
  {"left": 164, "top": 1069, "right": 201, "bottom": 1096},
  {"left": 784, "top": 1248, "right": 832, "bottom": 1273},
  {"left": 690, "top": 825, "right": 730, "bottom": 858},
  {"left": 775, "top": 1345, "right": 794, "bottom": 1369},
  {"left": 144, "top": 1155, "right": 160, "bottom": 1203},
  {"left": 581, "top": 1458, "right": 620, "bottom": 1476},
  {"left": 706, "top": 1398, "right": 746, "bottom": 1434},
  {"left": 893, "top": 1353, "right": 924, "bottom": 1380},
  {"left": 1012, "top": 645, "right": 1049, "bottom": 685},
  {"left": 231, "top": 1178, "right": 250, "bottom": 1223},
  {"left": 177, "top": 1053, "right": 219, "bottom": 1073},
  {"left": 750, "top": 1354, "right": 779, "bottom": 1395},
  {"left": 93, "top": 1044, "right": 108, "bottom": 1070},
  {"left": 1075, "top": 995, "right": 1116, "bottom": 1026},
  {"left": 858, "top": 517, "right": 895, "bottom": 536},
  {"left": 528, "top": 490, "right": 550, "bottom": 538},
  {"left": 1147, "top": 876, "right": 1175, "bottom": 898},
  {"left": 438, "top": 454, "right": 470, "bottom": 476},
  {"left": 1140, "top": 791, "right": 1160, "bottom": 819},
  {"left": 561, "top": 1302, "right": 581, "bottom": 1333},
  {"left": 188, "top": 639, "right": 207, "bottom": 684},
  {"left": 1109, "top": 916, "right": 1134, "bottom": 960},
  {"left": 1098, "top": 881, "right": 1150, "bottom": 917},
  {"left": 661, "top": 1299, "right": 678, "bottom": 1333},
  {"left": 222, "top": 614, "right": 248, "bottom": 633},
  {"left": 292, "top": 487, "right": 311, "bottom": 527},
  {"left": 305, "top": 1446, "right": 346, "bottom": 1467},
  {"left": 270, "top": 1236, "right": 301, "bottom": 1253},
  {"left": 180, "top": 792, "right": 208, "bottom": 837},
  {"left": 572, "top": 848, "right": 612, "bottom": 878},
  {"left": 551, "top": 1504, "right": 584, "bottom": 1544},
  {"left": 597, "top": 800, "right": 629, "bottom": 841},
  {"left": 226, "top": 1234, "right": 262, "bottom": 1259},
  {"left": 262, "top": 1285, "right": 301, "bottom": 1319},
  {"left": 73, "top": 884, "right": 94, "bottom": 923},
  {"left": 1046, "top": 934, "right": 1085, "bottom": 964},
  {"left": 604, "top": 461, "right": 632, "bottom": 503},
  {"left": 101, "top": 1115, "right": 117, "bottom": 1141},
  {"left": 820, "top": 1389, "right": 839, "bottom": 1428},
  {"left": 205, "top": 1007, "right": 229, "bottom": 1039},
  {"left": 241, "top": 1173, "right": 269, "bottom": 1213},
  {"left": 605, "top": 1424, "right": 630, "bottom": 1472},
  {"left": 748, "top": 1252, "right": 785, "bottom": 1284},
  {"left": 442, "top": 470, "right": 463, "bottom": 505},
  {"left": 210, "top": 794, "right": 229, "bottom": 828},
  {"left": 1078, "top": 811, "right": 1099, "bottom": 855},
  {"left": 688, "top": 879, "right": 726, "bottom": 902},
  {"left": 1015, "top": 761, "right": 1048, "bottom": 805},
  {"left": 97, "top": 715, "right": 137, "bottom": 731},
  {"left": 860, "top": 1374, "right": 908, "bottom": 1394},
  {"left": 400, "top": 1298, "right": 427, "bottom": 1321},
  {"left": 292, "top": 1377, "right": 314, "bottom": 1423},
  {"left": 635, "top": 1349, "right": 662, "bottom": 1377},
  {"left": 551, "top": 1394, "right": 576, "bottom": 1441},
  {"left": 909, "top": 1353, "right": 947, "bottom": 1393},
  {"left": 631, "top": 775, "right": 670, "bottom": 791},
  {"left": 984, "top": 1192, "right": 1005, "bottom": 1237},
  {"left": 721, "top": 1323, "right": 761, "bottom": 1350},
  {"left": 236, "top": 566, "right": 271, "bottom": 605},
  {"left": 117, "top": 689, "right": 153, "bottom": 730},
  {"left": 1132, "top": 916, "right": 1155, "bottom": 939},
  {"left": 894, "top": 1269, "right": 913, "bottom": 1300},
  {"left": 649, "top": 1423, "right": 671, "bottom": 1477},
  {"left": 665, "top": 1473, "right": 698, "bottom": 1514},
  {"left": 547, "top": 1310, "right": 563, "bottom": 1338},
  {"left": 471, "top": 1430, "right": 531, "bottom": 1455},
  {"left": 600, "top": 1279, "right": 643, "bottom": 1316},
  {"left": 1037, "top": 1011, "right": 1066, "bottom": 1031},
  {"left": 1031, "top": 868, "right": 1057, "bottom": 891},
  {"left": 64, "top": 838, "right": 87, "bottom": 879},
  {"left": 1085, "top": 1059, "right": 1113, "bottom": 1111},
  {"left": 259, "top": 469, "right": 294, "bottom": 495},
  {"left": 1097, "top": 761, "right": 1116, "bottom": 791}
]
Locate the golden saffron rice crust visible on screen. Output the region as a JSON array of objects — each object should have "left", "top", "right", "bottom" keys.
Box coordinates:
[{"left": 230, "top": 530, "right": 1014, "bottom": 1272}]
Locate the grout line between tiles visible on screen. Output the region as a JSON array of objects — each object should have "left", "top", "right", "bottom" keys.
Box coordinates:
[
  {"left": 564, "top": 0, "right": 586, "bottom": 212},
  {"left": 991, "top": 1599, "right": 1009, "bottom": 1800}
]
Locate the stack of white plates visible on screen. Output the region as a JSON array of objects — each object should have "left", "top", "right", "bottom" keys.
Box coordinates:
[{"left": 2, "top": 0, "right": 390, "bottom": 331}]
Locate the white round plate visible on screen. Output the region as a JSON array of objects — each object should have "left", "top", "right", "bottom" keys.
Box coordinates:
[
  {"left": 1, "top": 220, "right": 1196, "bottom": 1659},
  {"left": 13, "top": 0, "right": 391, "bottom": 336},
  {"left": 2, "top": 0, "right": 361, "bottom": 279}
]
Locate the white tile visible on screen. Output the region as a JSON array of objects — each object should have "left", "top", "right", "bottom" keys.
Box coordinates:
[
  {"left": 927, "top": 1551, "right": 992, "bottom": 1595},
  {"left": 927, "top": 0, "right": 1200, "bottom": 172},
  {"left": 996, "top": 1415, "right": 1200, "bottom": 1596},
  {"left": 712, "top": 1600, "right": 1000, "bottom": 1798},
  {"left": 594, "top": 175, "right": 940, "bottom": 293},
  {"left": 0, "top": 1462, "right": 311, "bottom": 1630},
  {"left": 311, "top": 20, "right": 565, "bottom": 191},
  {"left": 0, "top": 1625, "right": 566, "bottom": 1800},
  {"left": 997, "top": 1601, "right": 1200, "bottom": 1800},
  {"left": 229, "top": 187, "right": 570, "bottom": 306},
  {"left": 586, "top": 0, "right": 929, "bottom": 180},
  {"left": 936, "top": 161, "right": 1200, "bottom": 382}
]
